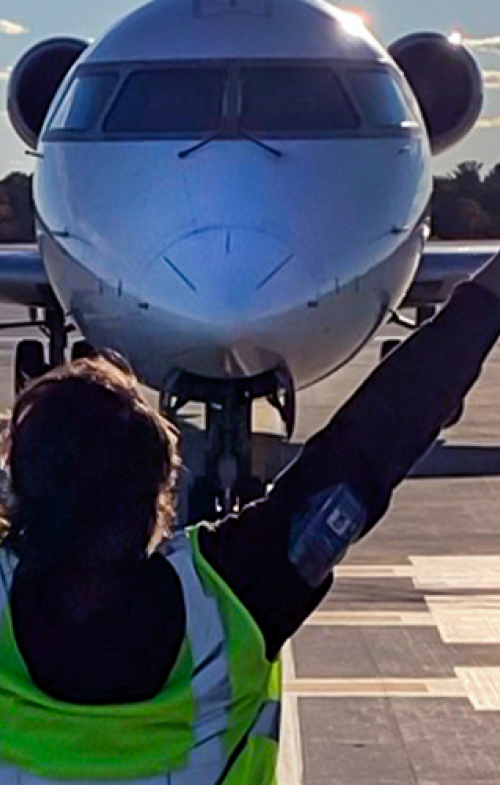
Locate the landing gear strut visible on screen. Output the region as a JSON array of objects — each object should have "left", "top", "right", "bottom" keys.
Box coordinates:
[
  {"left": 185, "top": 393, "right": 259, "bottom": 522},
  {"left": 46, "top": 303, "right": 66, "bottom": 368},
  {"left": 8, "top": 302, "right": 70, "bottom": 396},
  {"left": 162, "top": 366, "right": 295, "bottom": 523},
  {"left": 204, "top": 391, "right": 261, "bottom": 516}
]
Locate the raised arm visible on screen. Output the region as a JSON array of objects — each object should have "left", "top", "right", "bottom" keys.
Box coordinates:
[
  {"left": 200, "top": 254, "right": 500, "bottom": 658},
  {"left": 273, "top": 260, "right": 500, "bottom": 535}
]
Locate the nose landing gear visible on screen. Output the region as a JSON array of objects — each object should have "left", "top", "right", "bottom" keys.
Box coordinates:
[
  {"left": 162, "top": 366, "right": 295, "bottom": 524},
  {"left": 202, "top": 391, "right": 265, "bottom": 520},
  {"left": 185, "top": 395, "right": 266, "bottom": 524}
]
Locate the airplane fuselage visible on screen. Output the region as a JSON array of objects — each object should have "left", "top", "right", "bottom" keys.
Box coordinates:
[{"left": 33, "top": 0, "right": 433, "bottom": 393}]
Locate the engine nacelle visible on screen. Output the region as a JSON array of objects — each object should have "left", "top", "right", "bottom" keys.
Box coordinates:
[
  {"left": 389, "top": 33, "right": 483, "bottom": 156},
  {"left": 7, "top": 37, "right": 87, "bottom": 150}
]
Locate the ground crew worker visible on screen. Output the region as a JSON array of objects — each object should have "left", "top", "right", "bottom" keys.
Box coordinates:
[{"left": 1, "top": 251, "right": 500, "bottom": 785}]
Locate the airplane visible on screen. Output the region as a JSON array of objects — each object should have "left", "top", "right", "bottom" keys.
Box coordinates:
[{"left": 2, "top": 0, "right": 498, "bottom": 519}]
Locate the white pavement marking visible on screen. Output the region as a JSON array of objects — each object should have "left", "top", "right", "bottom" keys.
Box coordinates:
[
  {"left": 337, "top": 564, "right": 416, "bottom": 577},
  {"left": 410, "top": 556, "right": 500, "bottom": 590},
  {"left": 455, "top": 668, "right": 500, "bottom": 711},
  {"left": 306, "top": 610, "right": 433, "bottom": 626},
  {"left": 284, "top": 677, "right": 466, "bottom": 699},
  {"left": 278, "top": 641, "right": 303, "bottom": 785},
  {"left": 306, "top": 599, "right": 500, "bottom": 642},
  {"left": 338, "top": 556, "right": 500, "bottom": 589},
  {"left": 424, "top": 595, "right": 500, "bottom": 605},
  {"left": 302, "top": 557, "right": 500, "bottom": 712},
  {"left": 283, "top": 670, "right": 500, "bottom": 710},
  {"left": 427, "top": 596, "right": 500, "bottom": 643}
]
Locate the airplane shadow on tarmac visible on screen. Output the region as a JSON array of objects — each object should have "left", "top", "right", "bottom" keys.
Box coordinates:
[
  {"left": 255, "top": 438, "right": 500, "bottom": 482},
  {"left": 178, "top": 420, "right": 500, "bottom": 487},
  {"left": 178, "top": 420, "right": 301, "bottom": 486},
  {"left": 411, "top": 439, "right": 500, "bottom": 478},
  {"left": 253, "top": 436, "right": 500, "bottom": 481}
]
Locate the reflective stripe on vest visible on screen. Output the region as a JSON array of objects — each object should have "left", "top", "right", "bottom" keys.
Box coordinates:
[
  {"left": 164, "top": 533, "right": 231, "bottom": 784},
  {"left": 249, "top": 700, "right": 281, "bottom": 742},
  {"left": 0, "top": 550, "right": 14, "bottom": 613}
]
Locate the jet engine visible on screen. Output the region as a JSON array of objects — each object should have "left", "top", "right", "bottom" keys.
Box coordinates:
[
  {"left": 389, "top": 33, "right": 483, "bottom": 155},
  {"left": 8, "top": 38, "right": 87, "bottom": 150}
]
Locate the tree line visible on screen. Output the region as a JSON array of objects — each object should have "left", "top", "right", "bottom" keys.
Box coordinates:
[
  {"left": 1, "top": 162, "right": 500, "bottom": 243},
  {"left": 433, "top": 162, "right": 500, "bottom": 240},
  {"left": 0, "top": 172, "right": 35, "bottom": 242}
]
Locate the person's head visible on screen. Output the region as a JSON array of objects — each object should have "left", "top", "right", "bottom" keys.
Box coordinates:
[{"left": 1, "top": 355, "right": 180, "bottom": 572}]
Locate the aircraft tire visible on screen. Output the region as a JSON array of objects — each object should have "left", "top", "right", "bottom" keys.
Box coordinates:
[
  {"left": 15, "top": 339, "right": 46, "bottom": 396},
  {"left": 380, "top": 339, "right": 401, "bottom": 362}
]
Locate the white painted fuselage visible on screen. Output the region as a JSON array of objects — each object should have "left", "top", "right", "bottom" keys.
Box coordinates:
[{"left": 34, "top": 0, "right": 433, "bottom": 393}]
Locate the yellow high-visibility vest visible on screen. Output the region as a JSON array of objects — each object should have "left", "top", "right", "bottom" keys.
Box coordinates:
[{"left": 0, "top": 527, "right": 281, "bottom": 784}]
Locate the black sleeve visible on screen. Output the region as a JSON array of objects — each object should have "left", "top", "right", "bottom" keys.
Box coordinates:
[{"left": 200, "top": 282, "right": 500, "bottom": 659}]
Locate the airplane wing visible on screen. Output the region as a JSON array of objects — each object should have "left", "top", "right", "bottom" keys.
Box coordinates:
[
  {"left": 0, "top": 244, "right": 55, "bottom": 307},
  {"left": 1, "top": 241, "right": 499, "bottom": 312},
  {"left": 403, "top": 241, "right": 500, "bottom": 308}
]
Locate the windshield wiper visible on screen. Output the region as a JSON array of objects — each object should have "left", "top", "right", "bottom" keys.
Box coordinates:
[
  {"left": 237, "top": 129, "right": 283, "bottom": 158},
  {"left": 179, "top": 130, "right": 283, "bottom": 159},
  {"left": 178, "top": 132, "right": 222, "bottom": 159}
]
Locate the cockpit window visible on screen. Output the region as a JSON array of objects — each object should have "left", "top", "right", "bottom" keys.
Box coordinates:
[
  {"left": 49, "top": 73, "right": 118, "bottom": 132},
  {"left": 104, "top": 68, "right": 226, "bottom": 133},
  {"left": 239, "top": 66, "right": 360, "bottom": 132},
  {"left": 43, "top": 61, "right": 420, "bottom": 142},
  {"left": 349, "top": 70, "right": 418, "bottom": 128}
]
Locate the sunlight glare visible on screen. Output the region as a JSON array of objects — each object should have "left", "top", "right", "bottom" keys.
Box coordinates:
[
  {"left": 449, "top": 31, "right": 463, "bottom": 46},
  {"left": 339, "top": 11, "right": 367, "bottom": 37}
]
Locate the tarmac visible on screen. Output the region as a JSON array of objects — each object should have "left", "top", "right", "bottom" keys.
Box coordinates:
[
  {"left": 274, "top": 325, "right": 500, "bottom": 785},
  {"left": 0, "top": 302, "right": 500, "bottom": 783}
]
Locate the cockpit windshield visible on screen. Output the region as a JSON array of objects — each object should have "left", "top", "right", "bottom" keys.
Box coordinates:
[
  {"left": 104, "top": 68, "right": 226, "bottom": 133},
  {"left": 43, "top": 61, "right": 421, "bottom": 141},
  {"left": 239, "top": 66, "right": 360, "bottom": 132},
  {"left": 49, "top": 73, "right": 118, "bottom": 132},
  {"left": 348, "top": 70, "right": 418, "bottom": 128}
]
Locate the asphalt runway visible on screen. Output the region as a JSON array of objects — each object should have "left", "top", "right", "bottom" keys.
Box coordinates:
[{"left": 1, "top": 302, "right": 500, "bottom": 783}]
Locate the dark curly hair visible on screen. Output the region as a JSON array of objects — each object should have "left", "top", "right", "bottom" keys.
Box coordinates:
[{"left": 0, "top": 355, "right": 180, "bottom": 572}]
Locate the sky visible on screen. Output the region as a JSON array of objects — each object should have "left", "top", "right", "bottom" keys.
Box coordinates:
[{"left": 1, "top": 0, "right": 500, "bottom": 178}]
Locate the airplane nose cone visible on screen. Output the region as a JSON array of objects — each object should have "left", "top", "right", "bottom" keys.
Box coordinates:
[{"left": 142, "top": 227, "right": 294, "bottom": 325}]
